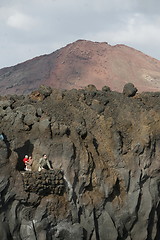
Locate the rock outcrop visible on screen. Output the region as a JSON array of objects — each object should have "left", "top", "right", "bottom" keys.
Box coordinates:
[
  {"left": 23, "top": 170, "right": 64, "bottom": 195},
  {"left": 0, "top": 84, "right": 160, "bottom": 240}
]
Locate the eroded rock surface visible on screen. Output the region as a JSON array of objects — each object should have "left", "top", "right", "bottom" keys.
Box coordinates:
[
  {"left": 0, "top": 85, "right": 160, "bottom": 240},
  {"left": 23, "top": 170, "right": 64, "bottom": 195}
]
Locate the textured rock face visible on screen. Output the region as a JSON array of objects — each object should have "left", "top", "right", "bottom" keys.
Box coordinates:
[
  {"left": 23, "top": 170, "right": 64, "bottom": 195},
  {"left": 0, "top": 85, "right": 160, "bottom": 240}
]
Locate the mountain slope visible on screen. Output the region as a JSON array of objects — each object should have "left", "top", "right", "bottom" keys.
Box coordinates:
[{"left": 0, "top": 39, "right": 160, "bottom": 95}]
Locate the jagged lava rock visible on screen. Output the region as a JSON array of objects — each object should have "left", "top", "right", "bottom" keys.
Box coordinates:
[{"left": 0, "top": 85, "right": 160, "bottom": 240}]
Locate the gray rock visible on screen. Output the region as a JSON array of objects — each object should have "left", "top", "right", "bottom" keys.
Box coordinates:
[
  {"left": 85, "top": 84, "right": 97, "bottom": 92},
  {"left": 53, "top": 222, "right": 84, "bottom": 240},
  {"left": 20, "top": 219, "right": 37, "bottom": 240},
  {"left": 130, "top": 181, "right": 152, "bottom": 240},
  {"left": 0, "top": 140, "right": 8, "bottom": 166},
  {"left": 102, "top": 85, "right": 111, "bottom": 92},
  {"left": 36, "top": 107, "right": 43, "bottom": 117},
  {"left": 0, "top": 220, "right": 11, "bottom": 240},
  {"left": 123, "top": 83, "right": 137, "bottom": 97},
  {"left": 38, "top": 116, "right": 51, "bottom": 136},
  {"left": 0, "top": 100, "right": 11, "bottom": 110},
  {"left": 91, "top": 99, "right": 105, "bottom": 114},
  {"left": 98, "top": 211, "right": 118, "bottom": 240},
  {"left": 39, "top": 85, "right": 52, "bottom": 97}
]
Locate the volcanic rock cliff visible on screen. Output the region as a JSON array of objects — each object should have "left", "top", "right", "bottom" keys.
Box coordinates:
[
  {"left": 1, "top": 40, "right": 160, "bottom": 95},
  {"left": 0, "top": 84, "right": 160, "bottom": 240}
]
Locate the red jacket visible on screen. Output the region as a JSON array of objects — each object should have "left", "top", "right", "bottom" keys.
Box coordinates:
[{"left": 23, "top": 157, "right": 29, "bottom": 163}]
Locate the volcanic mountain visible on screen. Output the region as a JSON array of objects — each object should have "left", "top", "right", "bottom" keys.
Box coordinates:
[{"left": 1, "top": 39, "right": 160, "bottom": 95}]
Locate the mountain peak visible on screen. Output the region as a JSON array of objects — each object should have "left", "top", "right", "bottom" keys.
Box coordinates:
[{"left": 0, "top": 39, "right": 160, "bottom": 95}]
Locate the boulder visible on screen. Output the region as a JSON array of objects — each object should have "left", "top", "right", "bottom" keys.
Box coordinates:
[{"left": 123, "top": 82, "right": 137, "bottom": 97}]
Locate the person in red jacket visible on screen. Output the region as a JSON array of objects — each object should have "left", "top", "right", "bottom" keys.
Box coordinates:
[{"left": 23, "top": 155, "right": 32, "bottom": 171}]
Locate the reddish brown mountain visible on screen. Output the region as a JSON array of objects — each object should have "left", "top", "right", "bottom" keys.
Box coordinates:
[{"left": 1, "top": 39, "right": 160, "bottom": 95}]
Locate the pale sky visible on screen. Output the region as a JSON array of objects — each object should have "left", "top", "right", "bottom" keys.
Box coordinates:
[{"left": 0, "top": 0, "right": 160, "bottom": 69}]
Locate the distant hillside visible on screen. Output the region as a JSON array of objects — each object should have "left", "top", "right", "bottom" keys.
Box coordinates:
[{"left": 1, "top": 39, "right": 160, "bottom": 95}]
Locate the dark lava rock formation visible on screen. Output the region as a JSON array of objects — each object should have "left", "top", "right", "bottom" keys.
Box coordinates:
[
  {"left": 0, "top": 84, "right": 160, "bottom": 240},
  {"left": 23, "top": 170, "right": 64, "bottom": 195}
]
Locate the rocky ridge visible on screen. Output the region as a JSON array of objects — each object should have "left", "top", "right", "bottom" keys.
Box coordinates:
[{"left": 0, "top": 84, "right": 160, "bottom": 240}]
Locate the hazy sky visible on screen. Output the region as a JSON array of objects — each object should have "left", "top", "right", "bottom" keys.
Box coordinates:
[{"left": 0, "top": 0, "right": 160, "bottom": 68}]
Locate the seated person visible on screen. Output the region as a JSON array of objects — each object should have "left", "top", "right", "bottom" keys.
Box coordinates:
[
  {"left": 23, "top": 155, "right": 33, "bottom": 171},
  {"left": 26, "top": 156, "right": 33, "bottom": 171},
  {"left": 38, "top": 154, "right": 53, "bottom": 171}
]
